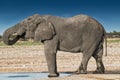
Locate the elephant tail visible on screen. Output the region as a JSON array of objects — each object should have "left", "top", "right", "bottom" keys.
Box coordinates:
[{"left": 104, "top": 31, "right": 107, "bottom": 56}]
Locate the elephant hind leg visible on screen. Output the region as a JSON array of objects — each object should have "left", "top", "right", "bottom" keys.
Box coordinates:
[
  {"left": 75, "top": 42, "right": 98, "bottom": 74},
  {"left": 93, "top": 44, "right": 105, "bottom": 74}
]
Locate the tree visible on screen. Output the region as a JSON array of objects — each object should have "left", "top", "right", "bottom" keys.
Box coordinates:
[{"left": 112, "top": 30, "right": 119, "bottom": 35}]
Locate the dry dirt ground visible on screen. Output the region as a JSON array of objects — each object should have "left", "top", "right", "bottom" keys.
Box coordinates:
[{"left": 0, "top": 41, "right": 120, "bottom": 80}]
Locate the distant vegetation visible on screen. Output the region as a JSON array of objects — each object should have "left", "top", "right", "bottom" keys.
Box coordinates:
[
  {"left": 0, "top": 35, "right": 2, "bottom": 42},
  {"left": 0, "top": 41, "right": 42, "bottom": 46},
  {"left": 107, "top": 30, "right": 120, "bottom": 38}
]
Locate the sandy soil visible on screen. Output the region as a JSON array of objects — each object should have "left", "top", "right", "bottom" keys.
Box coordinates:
[{"left": 0, "top": 42, "right": 120, "bottom": 80}]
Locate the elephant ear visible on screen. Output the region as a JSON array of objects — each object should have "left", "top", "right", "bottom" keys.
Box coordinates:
[{"left": 34, "top": 21, "right": 55, "bottom": 41}]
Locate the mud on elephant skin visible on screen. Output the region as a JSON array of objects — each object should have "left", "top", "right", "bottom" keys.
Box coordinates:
[{"left": 3, "top": 14, "right": 107, "bottom": 77}]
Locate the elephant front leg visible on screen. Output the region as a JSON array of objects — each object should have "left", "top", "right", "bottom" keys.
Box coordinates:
[
  {"left": 44, "top": 40, "right": 59, "bottom": 77},
  {"left": 45, "top": 51, "right": 59, "bottom": 77}
]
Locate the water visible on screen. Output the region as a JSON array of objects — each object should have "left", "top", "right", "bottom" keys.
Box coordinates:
[{"left": 0, "top": 72, "right": 71, "bottom": 80}]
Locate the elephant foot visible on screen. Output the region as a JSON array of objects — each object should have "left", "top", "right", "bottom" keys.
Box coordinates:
[
  {"left": 93, "top": 68, "right": 105, "bottom": 74},
  {"left": 74, "top": 69, "right": 87, "bottom": 74},
  {"left": 48, "top": 73, "right": 59, "bottom": 77}
]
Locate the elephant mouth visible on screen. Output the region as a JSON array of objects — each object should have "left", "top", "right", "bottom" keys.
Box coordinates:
[
  {"left": 7, "top": 33, "right": 20, "bottom": 45},
  {"left": 9, "top": 33, "right": 19, "bottom": 40}
]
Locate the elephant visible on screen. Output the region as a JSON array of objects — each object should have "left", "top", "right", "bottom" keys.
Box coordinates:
[{"left": 3, "top": 14, "right": 107, "bottom": 77}]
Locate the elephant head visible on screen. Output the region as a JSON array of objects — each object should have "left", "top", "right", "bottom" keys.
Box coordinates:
[
  {"left": 2, "top": 23, "right": 26, "bottom": 45},
  {"left": 3, "top": 14, "right": 55, "bottom": 45},
  {"left": 2, "top": 14, "right": 41, "bottom": 45},
  {"left": 24, "top": 15, "right": 56, "bottom": 42}
]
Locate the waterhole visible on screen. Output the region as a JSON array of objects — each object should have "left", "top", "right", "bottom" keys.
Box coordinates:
[{"left": 0, "top": 72, "right": 71, "bottom": 80}]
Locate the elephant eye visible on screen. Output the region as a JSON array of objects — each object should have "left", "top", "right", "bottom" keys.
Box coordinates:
[{"left": 28, "top": 18, "right": 31, "bottom": 20}]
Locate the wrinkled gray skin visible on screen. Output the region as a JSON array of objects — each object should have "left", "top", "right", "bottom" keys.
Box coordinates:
[{"left": 3, "top": 14, "right": 106, "bottom": 77}]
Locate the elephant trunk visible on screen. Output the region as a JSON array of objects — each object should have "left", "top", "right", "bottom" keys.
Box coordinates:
[{"left": 2, "top": 24, "right": 21, "bottom": 45}]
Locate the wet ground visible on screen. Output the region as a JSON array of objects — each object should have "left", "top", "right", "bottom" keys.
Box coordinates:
[{"left": 0, "top": 72, "right": 70, "bottom": 80}]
